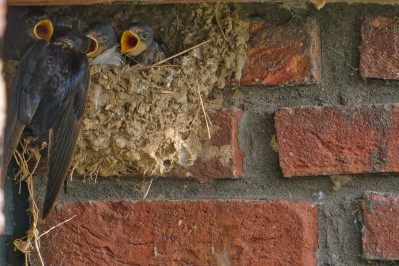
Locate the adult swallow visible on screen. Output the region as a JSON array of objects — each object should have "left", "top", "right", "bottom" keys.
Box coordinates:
[
  {"left": 120, "top": 23, "right": 166, "bottom": 66},
  {"left": 3, "top": 22, "right": 90, "bottom": 218},
  {"left": 3, "top": 18, "right": 54, "bottom": 166},
  {"left": 4, "top": 9, "right": 52, "bottom": 60},
  {"left": 86, "top": 23, "right": 124, "bottom": 66}
]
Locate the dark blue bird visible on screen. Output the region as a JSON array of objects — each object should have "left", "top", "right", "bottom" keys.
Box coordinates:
[{"left": 3, "top": 21, "right": 90, "bottom": 218}]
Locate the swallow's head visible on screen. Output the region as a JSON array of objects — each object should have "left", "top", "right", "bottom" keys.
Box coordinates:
[
  {"left": 52, "top": 26, "right": 90, "bottom": 54},
  {"left": 120, "top": 23, "right": 154, "bottom": 56},
  {"left": 24, "top": 10, "right": 49, "bottom": 39},
  {"left": 33, "top": 19, "right": 53, "bottom": 42},
  {"left": 86, "top": 23, "right": 117, "bottom": 57}
]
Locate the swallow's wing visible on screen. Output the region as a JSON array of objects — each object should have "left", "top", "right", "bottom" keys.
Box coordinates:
[
  {"left": 42, "top": 55, "right": 89, "bottom": 218},
  {"left": 3, "top": 40, "right": 48, "bottom": 168}
]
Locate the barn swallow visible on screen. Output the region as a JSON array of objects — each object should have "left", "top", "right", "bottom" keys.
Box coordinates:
[
  {"left": 3, "top": 22, "right": 90, "bottom": 218},
  {"left": 3, "top": 18, "right": 54, "bottom": 165},
  {"left": 120, "top": 23, "right": 166, "bottom": 66},
  {"left": 4, "top": 9, "right": 52, "bottom": 60},
  {"left": 86, "top": 23, "right": 124, "bottom": 66}
]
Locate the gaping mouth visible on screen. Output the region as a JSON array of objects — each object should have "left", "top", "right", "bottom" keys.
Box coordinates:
[
  {"left": 120, "top": 31, "right": 140, "bottom": 54},
  {"left": 34, "top": 19, "right": 53, "bottom": 41},
  {"left": 86, "top": 36, "right": 98, "bottom": 55}
]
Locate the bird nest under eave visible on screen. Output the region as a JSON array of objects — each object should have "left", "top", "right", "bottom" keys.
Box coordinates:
[{"left": 4, "top": 3, "right": 248, "bottom": 177}]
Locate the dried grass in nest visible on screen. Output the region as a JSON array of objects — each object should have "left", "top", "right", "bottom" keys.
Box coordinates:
[
  {"left": 4, "top": 3, "right": 249, "bottom": 179},
  {"left": 70, "top": 4, "right": 248, "bottom": 178},
  {"left": 74, "top": 44, "right": 218, "bottom": 177},
  {"left": 12, "top": 138, "right": 75, "bottom": 266}
]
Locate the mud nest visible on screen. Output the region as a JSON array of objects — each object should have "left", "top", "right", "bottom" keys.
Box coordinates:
[{"left": 5, "top": 3, "right": 248, "bottom": 177}]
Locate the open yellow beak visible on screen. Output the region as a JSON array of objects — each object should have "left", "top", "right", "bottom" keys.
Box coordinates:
[
  {"left": 121, "top": 31, "right": 140, "bottom": 54},
  {"left": 34, "top": 19, "right": 53, "bottom": 42},
  {"left": 86, "top": 35, "right": 98, "bottom": 55}
]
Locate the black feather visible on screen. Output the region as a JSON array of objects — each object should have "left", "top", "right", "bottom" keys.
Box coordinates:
[{"left": 3, "top": 27, "right": 90, "bottom": 218}]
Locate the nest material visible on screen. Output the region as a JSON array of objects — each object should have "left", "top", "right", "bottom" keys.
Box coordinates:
[
  {"left": 5, "top": 3, "right": 248, "bottom": 177},
  {"left": 96, "top": 3, "right": 249, "bottom": 88}
]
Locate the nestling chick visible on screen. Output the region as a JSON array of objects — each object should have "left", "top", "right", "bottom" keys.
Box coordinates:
[
  {"left": 121, "top": 23, "right": 166, "bottom": 66},
  {"left": 86, "top": 23, "right": 124, "bottom": 66},
  {"left": 4, "top": 9, "right": 52, "bottom": 60}
]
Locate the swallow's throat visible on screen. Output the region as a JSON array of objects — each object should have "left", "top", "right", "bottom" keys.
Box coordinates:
[
  {"left": 121, "top": 31, "right": 140, "bottom": 54},
  {"left": 128, "top": 36, "right": 139, "bottom": 48},
  {"left": 34, "top": 19, "right": 53, "bottom": 41},
  {"left": 36, "top": 25, "right": 48, "bottom": 37},
  {"left": 87, "top": 37, "right": 98, "bottom": 55}
]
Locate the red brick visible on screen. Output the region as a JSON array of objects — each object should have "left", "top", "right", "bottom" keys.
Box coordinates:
[
  {"left": 275, "top": 105, "right": 399, "bottom": 177},
  {"left": 33, "top": 200, "right": 318, "bottom": 265},
  {"left": 228, "top": 18, "right": 321, "bottom": 85},
  {"left": 362, "top": 192, "right": 399, "bottom": 260},
  {"left": 360, "top": 16, "right": 399, "bottom": 79},
  {"left": 167, "top": 108, "right": 244, "bottom": 178}
]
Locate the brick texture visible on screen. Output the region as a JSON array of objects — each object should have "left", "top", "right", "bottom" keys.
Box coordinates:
[
  {"left": 33, "top": 200, "right": 318, "bottom": 265},
  {"left": 275, "top": 104, "right": 399, "bottom": 177},
  {"left": 167, "top": 108, "right": 244, "bottom": 178},
  {"left": 362, "top": 192, "right": 399, "bottom": 260},
  {"left": 228, "top": 18, "right": 321, "bottom": 85},
  {"left": 360, "top": 16, "right": 399, "bottom": 79}
]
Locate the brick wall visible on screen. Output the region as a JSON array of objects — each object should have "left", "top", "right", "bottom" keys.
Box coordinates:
[{"left": 21, "top": 2, "right": 399, "bottom": 265}]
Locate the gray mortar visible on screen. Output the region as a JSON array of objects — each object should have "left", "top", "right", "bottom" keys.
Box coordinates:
[{"left": 29, "top": 3, "right": 399, "bottom": 265}]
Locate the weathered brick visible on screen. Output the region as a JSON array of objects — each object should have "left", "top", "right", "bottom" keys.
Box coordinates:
[
  {"left": 360, "top": 16, "right": 399, "bottom": 79},
  {"left": 167, "top": 108, "right": 244, "bottom": 178},
  {"left": 33, "top": 200, "right": 318, "bottom": 265},
  {"left": 275, "top": 104, "right": 399, "bottom": 177},
  {"left": 228, "top": 18, "right": 321, "bottom": 85},
  {"left": 362, "top": 192, "right": 399, "bottom": 260}
]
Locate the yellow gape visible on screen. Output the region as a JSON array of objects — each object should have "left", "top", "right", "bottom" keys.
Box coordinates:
[
  {"left": 86, "top": 35, "right": 99, "bottom": 55},
  {"left": 120, "top": 31, "right": 140, "bottom": 54},
  {"left": 33, "top": 19, "right": 53, "bottom": 41}
]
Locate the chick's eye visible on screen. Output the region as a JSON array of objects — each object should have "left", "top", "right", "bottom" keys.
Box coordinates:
[
  {"left": 100, "top": 35, "right": 108, "bottom": 42},
  {"left": 141, "top": 32, "right": 148, "bottom": 39},
  {"left": 26, "top": 18, "right": 36, "bottom": 27}
]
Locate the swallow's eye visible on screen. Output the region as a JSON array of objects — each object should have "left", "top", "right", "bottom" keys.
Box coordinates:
[
  {"left": 141, "top": 32, "right": 148, "bottom": 39},
  {"left": 26, "top": 18, "right": 36, "bottom": 27},
  {"left": 100, "top": 35, "right": 108, "bottom": 42}
]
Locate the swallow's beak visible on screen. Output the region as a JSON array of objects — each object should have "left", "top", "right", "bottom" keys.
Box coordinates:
[
  {"left": 86, "top": 34, "right": 98, "bottom": 55},
  {"left": 121, "top": 31, "right": 140, "bottom": 54},
  {"left": 34, "top": 19, "right": 53, "bottom": 41}
]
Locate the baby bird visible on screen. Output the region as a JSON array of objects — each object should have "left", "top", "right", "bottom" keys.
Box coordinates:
[
  {"left": 4, "top": 9, "right": 52, "bottom": 60},
  {"left": 120, "top": 23, "right": 166, "bottom": 66},
  {"left": 86, "top": 23, "right": 124, "bottom": 66}
]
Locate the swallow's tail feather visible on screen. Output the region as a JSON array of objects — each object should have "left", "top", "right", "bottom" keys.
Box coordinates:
[{"left": 42, "top": 99, "right": 81, "bottom": 218}]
